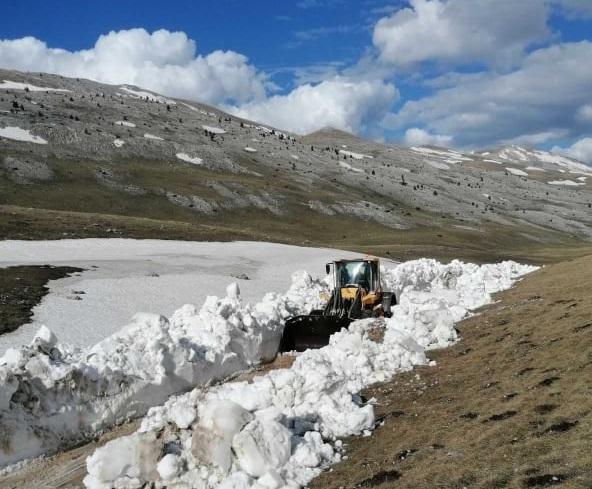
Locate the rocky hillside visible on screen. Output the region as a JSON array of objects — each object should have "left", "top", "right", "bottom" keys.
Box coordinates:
[{"left": 1, "top": 69, "right": 591, "bottom": 261}]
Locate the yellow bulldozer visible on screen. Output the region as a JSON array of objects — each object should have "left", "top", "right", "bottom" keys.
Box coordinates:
[{"left": 279, "top": 258, "right": 395, "bottom": 352}]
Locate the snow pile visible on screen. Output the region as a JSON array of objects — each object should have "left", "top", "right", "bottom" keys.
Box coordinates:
[
  {"left": 0, "top": 126, "right": 47, "bottom": 144},
  {"left": 83, "top": 259, "right": 536, "bottom": 489},
  {"left": 0, "top": 273, "right": 327, "bottom": 467}
]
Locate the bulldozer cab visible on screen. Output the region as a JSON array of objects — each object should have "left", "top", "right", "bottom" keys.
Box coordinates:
[{"left": 327, "top": 259, "right": 380, "bottom": 292}]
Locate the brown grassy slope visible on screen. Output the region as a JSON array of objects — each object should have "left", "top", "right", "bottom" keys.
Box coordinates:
[{"left": 311, "top": 255, "right": 592, "bottom": 489}]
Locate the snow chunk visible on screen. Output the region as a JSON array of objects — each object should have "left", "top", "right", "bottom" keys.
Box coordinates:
[
  {"left": 0, "top": 80, "right": 69, "bottom": 92},
  {"left": 506, "top": 167, "right": 528, "bottom": 177},
  {"left": 176, "top": 153, "right": 203, "bottom": 165},
  {"left": 0, "top": 126, "right": 47, "bottom": 144},
  {"left": 113, "top": 139, "right": 125, "bottom": 148}
]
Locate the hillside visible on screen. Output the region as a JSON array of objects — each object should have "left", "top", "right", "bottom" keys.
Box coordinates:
[{"left": 1, "top": 70, "right": 592, "bottom": 263}]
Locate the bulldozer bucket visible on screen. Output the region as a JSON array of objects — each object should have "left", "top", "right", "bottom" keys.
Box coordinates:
[{"left": 279, "top": 314, "right": 352, "bottom": 352}]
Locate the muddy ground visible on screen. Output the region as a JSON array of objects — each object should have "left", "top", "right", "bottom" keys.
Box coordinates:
[{"left": 0, "top": 265, "right": 82, "bottom": 334}]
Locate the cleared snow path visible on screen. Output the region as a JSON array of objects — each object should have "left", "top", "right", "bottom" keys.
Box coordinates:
[
  {"left": 0, "top": 240, "right": 368, "bottom": 353},
  {"left": 82, "top": 259, "right": 537, "bottom": 489}
]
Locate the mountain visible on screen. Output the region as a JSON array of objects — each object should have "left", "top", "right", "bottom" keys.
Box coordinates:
[{"left": 1, "top": 69, "right": 591, "bottom": 262}]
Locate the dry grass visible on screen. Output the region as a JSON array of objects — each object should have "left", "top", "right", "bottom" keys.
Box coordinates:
[{"left": 310, "top": 254, "right": 592, "bottom": 489}]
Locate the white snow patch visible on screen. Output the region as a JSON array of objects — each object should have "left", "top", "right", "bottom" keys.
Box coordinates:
[
  {"left": 120, "top": 86, "right": 176, "bottom": 104},
  {"left": 483, "top": 159, "right": 502, "bottom": 164},
  {"left": 0, "top": 80, "right": 69, "bottom": 92},
  {"left": 525, "top": 166, "right": 546, "bottom": 172},
  {"left": 244, "top": 147, "right": 257, "bottom": 153},
  {"left": 113, "top": 139, "right": 125, "bottom": 148},
  {"left": 339, "top": 161, "right": 364, "bottom": 173},
  {"left": 82, "top": 259, "right": 536, "bottom": 489},
  {"left": 203, "top": 125, "right": 226, "bottom": 134},
  {"left": 547, "top": 179, "right": 584, "bottom": 186},
  {"left": 339, "top": 150, "right": 373, "bottom": 160},
  {"left": 176, "top": 153, "right": 203, "bottom": 165},
  {"left": 291, "top": 155, "right": 299, "bottom": 160},
  {"left": 115, "top": 120, "right": 136, "bottom": 128},
  {"left": 427, "top": 160, "right": 450, "bottom": 170},
  {"left": 143, "top": 133, "right": 163, "bottom": 141},
  {"left": 506, "top": 167, "right": 528, "bottom": 177},
  {"left": 0, "top": 126, "right": 47, "bottom": 145}
]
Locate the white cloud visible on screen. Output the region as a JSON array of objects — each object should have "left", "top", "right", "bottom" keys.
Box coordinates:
[
  {"left": 230, "top": 77, "right": 398, "bottom": 135},
  {"left": 0, "top": 29, "right": 268, "bottom": 105},
  {"left": 404, "top": 127, "right": 452, "bottom": 147},
  {"left": 386, "top": 42, "right": 592, "bottom": 147},
  {"left": 552, "top": 138, "right": 592, "bottom": 164},
  {"left": 576, "top": 104, "right": 592, "bottom": 122},
  {"left": 372, "top": 0, "right": 550, "bottom": 67}
]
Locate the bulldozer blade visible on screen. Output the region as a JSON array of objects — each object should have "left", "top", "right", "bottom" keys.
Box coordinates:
[{"left": 279, "top": 314, "right": 352, "bottom": 352}]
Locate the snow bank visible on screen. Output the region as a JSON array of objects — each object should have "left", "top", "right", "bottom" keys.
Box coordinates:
[
  {"left": 0, "top": 273, "right": 328, "bottom": 467},
  {"left": 0, "top": 126, "right": 47, "bottom": 144},
  {"left": 83, "top": 259, "right": 536, "bottom": 489}
]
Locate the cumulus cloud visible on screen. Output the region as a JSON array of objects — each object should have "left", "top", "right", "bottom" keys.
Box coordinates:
[
  {"left": 372, "top": 0, "right": 550, "bottom": 67},
  {"left": 230, "top": 77, "right": 398, "bottom": 135},
  {"left": 552, "top": 138, "right": 592, "bottom": 164},
  {"left": 404, "top": 127, "right": 452, "bottom": 146},
  {"left": 0, "top": 29, "right": 268, "bottom": 105},
  {"left": 386, "top": 41, "right": 592, "bottom": 147}
]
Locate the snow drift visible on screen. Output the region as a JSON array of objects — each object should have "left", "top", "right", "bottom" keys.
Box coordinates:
[
  {"left": 80, "top": 259, "right": 536, "bottom": 489},
  {"left": 0, "top": 272, "right": 329, "bottom": 467}
]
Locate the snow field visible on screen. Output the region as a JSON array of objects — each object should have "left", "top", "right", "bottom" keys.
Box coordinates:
[
  {"left": 82, "top": 259, "right": 536, "bottom": 489},
  {"left": 0, "top": 126, "right": 47, "bottom": 144}
]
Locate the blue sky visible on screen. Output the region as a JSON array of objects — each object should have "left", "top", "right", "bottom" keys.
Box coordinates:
[{"left": 1, "top": 1, "right": 592, "bottom": 161}]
